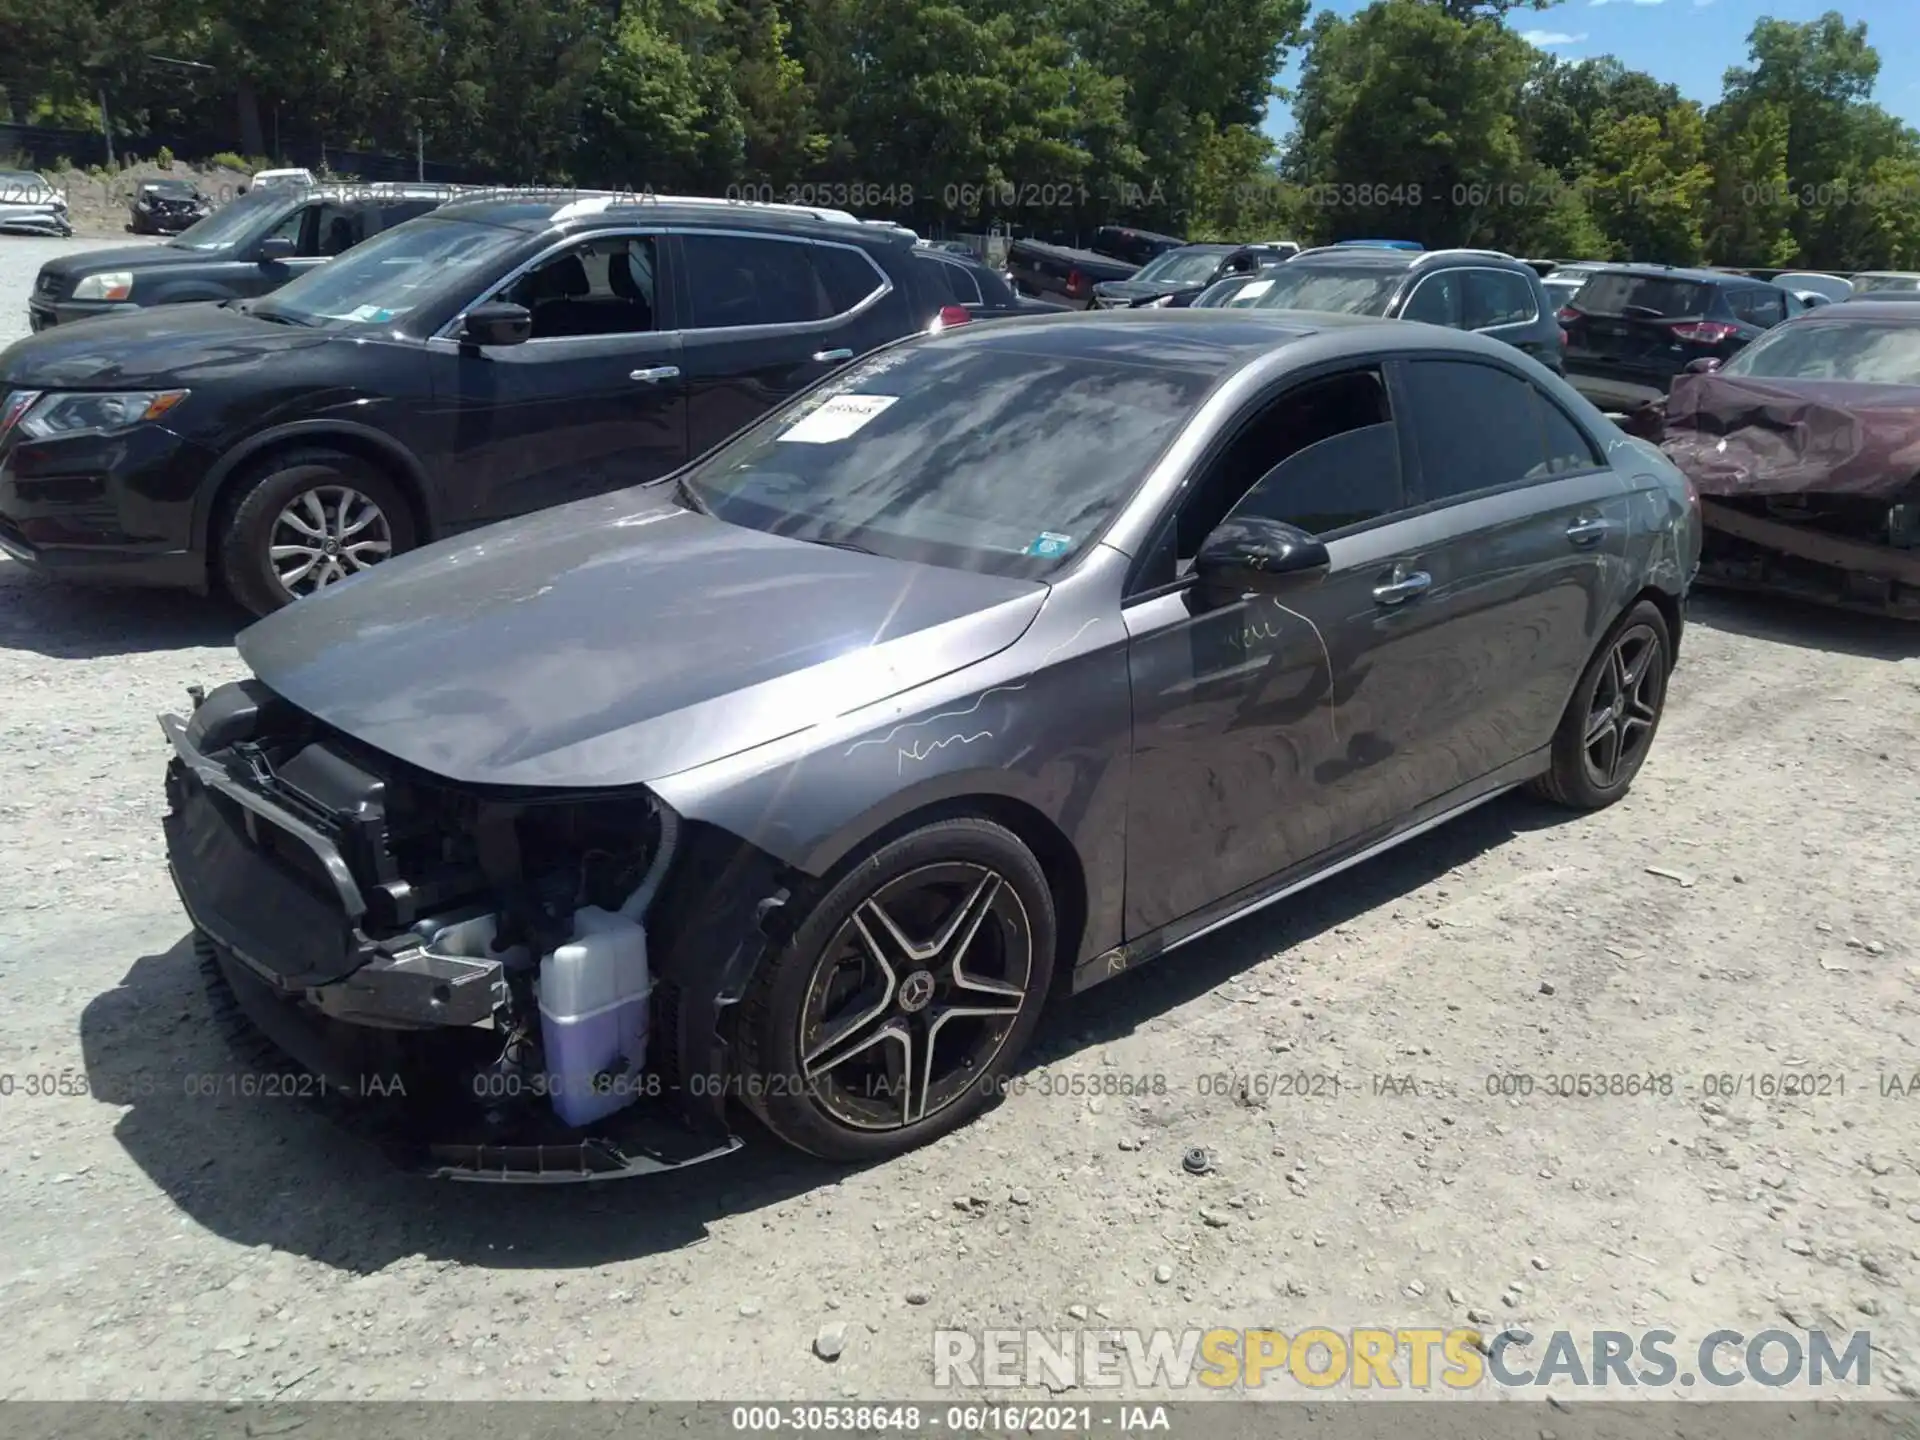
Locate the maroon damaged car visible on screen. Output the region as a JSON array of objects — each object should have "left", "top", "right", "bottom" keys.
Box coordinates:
[{"left": 1661, "top": 300, "right": 1920, "bottom": 618}]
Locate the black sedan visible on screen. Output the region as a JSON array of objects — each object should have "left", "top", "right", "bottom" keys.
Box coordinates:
[{"left": 161, "top": 310, "right": 1699, "bottom": 1181}]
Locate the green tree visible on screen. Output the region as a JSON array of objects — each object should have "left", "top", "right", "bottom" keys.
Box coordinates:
[
  {"left": 1285, "top": 0, "right": 1535, "bottom": 247},
  {"left": 1583, "top": 104, "right": 1712, "bottom": 264}
]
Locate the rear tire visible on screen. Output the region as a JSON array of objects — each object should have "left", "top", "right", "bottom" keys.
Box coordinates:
[
  {"left": 215, "top": 448, "right": 417, "bottom": 617},
  {"left": 734, "top": 817, "right": 1057, "bottom": 1161},
  {"left": 1530, "top": 599, "right": 1672, "bottom": 810}
]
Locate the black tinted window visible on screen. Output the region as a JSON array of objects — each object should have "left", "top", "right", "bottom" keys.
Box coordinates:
[
  {"left": 1537, "top": 393, "right": 1603, "bottom": 473},
  {"left": 1402, "top": 359, "right": 1550, "bottom": 499},
  {"left": 1465, "top": 269, "right": 1537, "bottom": 328},
  {"left": 1234, "top": 423, "right": 1403, "bottom": 534},
  {"left": 814, "top": 243, "right": 887, "bottom": 313},
  {"left": 913, "top": 253, "right": 981, "bottom": 306},
  {"left": 683, "top": 234, "right": 827, "bottom": 328},
  {"left": 1571, "top": 273, "right": 1711, "bottom": 318},
  {"left": 1399, "top": 271, "right": 1462, "bottom": 326},
  {"left": 376, "top": 199, "right": 439, "bottom": 233},
  {"left": 1175, "top": 368, "right": 1398, "bottom": 560}
]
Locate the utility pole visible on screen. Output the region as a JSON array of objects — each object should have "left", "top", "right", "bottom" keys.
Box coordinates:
[
  {"left": 417, "top": 126, "right": 425, "bottom": 182},
  {"left": 98, "top": 87, "right": 114, "bottom": 169}
]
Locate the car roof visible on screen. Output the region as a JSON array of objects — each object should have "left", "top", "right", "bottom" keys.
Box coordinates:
[
  {"left": 928, "top": 305, "right": 1527, "bottom": 372},
  {"left": 1803, "top": 299, "right": 1920, "bottom": 321},
  {"left": 1582, "top": 263, "right": 1770, "bottom": 287},
  {"left": 427, "top": 190, "right": 916, "bottom": 244}
]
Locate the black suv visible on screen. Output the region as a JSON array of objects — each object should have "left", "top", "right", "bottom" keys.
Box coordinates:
[
  {"left": 1558, "top": 265, "right": 1799, "bottom": 410},
  {"left": 1193, "top": 245, "right": 1565, "bottom": 372},
  {"left": 0, "top": 193, "right": 1019, "bottom": 615},
  {"left": 27, "top": 183, "right": 459, "bottom": 331}
]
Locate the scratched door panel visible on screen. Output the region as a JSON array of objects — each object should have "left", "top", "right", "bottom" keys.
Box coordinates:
[{"left": 1118, "top": 570, "right": 1382, "bottom": 938}]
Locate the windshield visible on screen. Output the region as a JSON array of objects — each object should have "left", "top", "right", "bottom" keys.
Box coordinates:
[
  {"left": 166, "top": 189, "right": 292, "bottom": 251},
  {"left": 257, "top": 216, "right": 521, "bottom": 327},
  {"left": 1136, "top": 249, "right": 1229, "bottom": 285},
  {"left": 1854, "top": 274, "right": 1920, "bottom": 294},
  {"left": 1721, "top": 318, "right": 1920, "bottom": 383},
  {"left": 676, "top": 337, "right": 1220, "bottom": 578},
  {"left": 1570, "top": 273, "right": 1713, "bottom": 318},
  {"left": 145, "top": 179, "right": 197, "bottom": 195},
  {"left": 1192, "top": 264, "right": 1401, "bottom": 315}
]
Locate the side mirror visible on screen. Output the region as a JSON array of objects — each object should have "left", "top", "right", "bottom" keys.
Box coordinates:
[
  {"left": 460, "top": 301, "right": 533, "bottom": 348},
  {"left": 1684, "top": 356, "right": 1722, "bottom": 375},
  {"left": 1193, "top": 514, "right": 1330, "bottom": 599},
  {"left": 255, "top": 234, "right": 296, "bottom": 263}
]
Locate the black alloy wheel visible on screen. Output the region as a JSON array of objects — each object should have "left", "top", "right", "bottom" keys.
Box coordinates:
[
  {"left": 1532, "top": 599, "right": 1672, "bottom": 809},
  {"left": 735, "top": 818, "right": 1056, "bottom": 1160}
]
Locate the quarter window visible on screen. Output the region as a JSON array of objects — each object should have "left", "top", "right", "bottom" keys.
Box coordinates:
[
  {"left": 682, "top": 233, "right": 829, "bottom": 328},
  {"left": 814, "top": 243, "right": 889, "bottom": 313}
]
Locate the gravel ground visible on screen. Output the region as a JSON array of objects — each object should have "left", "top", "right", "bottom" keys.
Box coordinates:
[{"left": 2, "top": 251, "right": 1919, "bottom": 1404}]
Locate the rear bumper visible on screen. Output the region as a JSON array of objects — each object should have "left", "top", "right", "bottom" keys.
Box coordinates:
[{"left": 160, "top": 710, "right": 745, "bottom": 1183}]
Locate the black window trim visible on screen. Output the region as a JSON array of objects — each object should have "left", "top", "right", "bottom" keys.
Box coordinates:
[
  {"left": 1122, "top": 355, "right": 1412, "bottom": 604},
  {"left": 915, "top": 250, "right": 984, "bottom": 306},
  {"left": 1392, "top": 354, "right": 1611, "bottom": 516}
]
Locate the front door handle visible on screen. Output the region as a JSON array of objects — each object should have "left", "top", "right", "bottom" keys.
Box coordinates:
[
  {"left": 812, "top": 348, "right": 854, "bottom": 363},
  {"left": 1372, "top": 569, "right": 1432, "bottom": 606},
  {"left": 630, "top": 366, "right": 681, "bottom": 383},
  {"left": 1565, "top": 514, "right": 1613, "bottom": 546}
]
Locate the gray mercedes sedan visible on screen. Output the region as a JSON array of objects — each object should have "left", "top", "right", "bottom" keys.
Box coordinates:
[{"left": 159, "top": 310, "right": 1701, "bottom": 1181}]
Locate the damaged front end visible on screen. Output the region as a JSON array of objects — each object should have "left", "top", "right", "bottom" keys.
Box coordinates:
[
  {"left": 160, "top": 679, "right": 792, "bottom": 1182},
  {"left": 1662, "top": 373, "right": 1920, "bottom": 619}
]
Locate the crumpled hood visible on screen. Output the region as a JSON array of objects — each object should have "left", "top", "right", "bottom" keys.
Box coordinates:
[
  {"left": 237, "top": 489, "right": 1047, "bottom": 790},
  {"left": 0, "top": 303, "right": 329, "bottom": 388},
  {"left": 1661, "top": 372, "right": 1920, "bottom": 500}
]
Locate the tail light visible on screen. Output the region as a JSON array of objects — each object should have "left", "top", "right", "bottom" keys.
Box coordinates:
[
  {"left": 929, "top": 304, "right": 971, "bottom": 333},
  {"left": 1669, "top": 321, "right": 1740, "bottom": 345},
  {"left": 1557, "top": 306, "right": 1579, "bottom": 324},
  {"left": 1558, "top": 326, "right": 1568, "bottom": 348},
  {"left": 1066, "top": 268, "right": 1086, "bottom": 298}
]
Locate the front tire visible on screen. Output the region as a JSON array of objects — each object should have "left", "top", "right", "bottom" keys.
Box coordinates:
[
  {"left": 735, "top": 817, "right": 1057, "bottom": 1161},
  {"left": 215, "top": 449, "right": 417, "bottom": 616},
  {"left": 1530, "top": 599, "right": 1672, "bottom": 809}
]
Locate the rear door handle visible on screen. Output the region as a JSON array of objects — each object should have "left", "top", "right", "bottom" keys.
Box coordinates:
[
  {"left": 812, "top": 348, "right": 855, "bottom": 363},
  {"left": 1566, "top": 515, "right": 1613, "bottom": 546},
  {"left": 1372, "top": 570, "right": 1432, "bottom": 606},
  {"left": 630, "top": 366, "right": 680, "bottom": 383}
]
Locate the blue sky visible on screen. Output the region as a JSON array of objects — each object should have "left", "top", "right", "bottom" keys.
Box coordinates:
[{"left": 1262, "top": 0, "right": 1920, "bottom": 142}]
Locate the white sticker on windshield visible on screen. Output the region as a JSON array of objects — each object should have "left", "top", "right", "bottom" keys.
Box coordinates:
[
  {"left": 1233, "top": 278, "right": 1274, "bottom": 300},
  {"left": 778, "top": 394, "right": 899, "bottom": 444}
]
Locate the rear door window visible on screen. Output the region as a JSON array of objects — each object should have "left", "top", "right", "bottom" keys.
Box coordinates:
[
  {"left": 1400, "top": 270, "right": 1463, "bottom": 327},
  {"left": 681, "top": 233, "right": 830, "bottom": 328},
  {"left": 1739, "top": 288, "right": 1787, "bottom": 327},
  {"left": 1464, "top": 269, "right": 1538, "bottom": 328},
  {"left": 812, "top": 243, "right": 888, "bottom": 314},
  {"left": 1402, "top": 359, "right": 1554, "bottom": 499},
  {"left": 1571, "top": 273, "right": 1711, "bottom": 319}
]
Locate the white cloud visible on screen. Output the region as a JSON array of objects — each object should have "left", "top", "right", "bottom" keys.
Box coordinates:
[{"left": 1522, "top": 29, "right": 1591, "bottom": 45}]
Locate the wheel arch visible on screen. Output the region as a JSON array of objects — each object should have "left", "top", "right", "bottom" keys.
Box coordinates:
[{"left": 195, "top": 422, "right": 434, "bottom": 557}]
